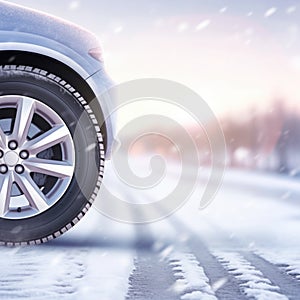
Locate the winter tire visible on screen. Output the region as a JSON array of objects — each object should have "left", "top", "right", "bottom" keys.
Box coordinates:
[{"left": 0, "top": 65, "right": 105, "bottom": 245}]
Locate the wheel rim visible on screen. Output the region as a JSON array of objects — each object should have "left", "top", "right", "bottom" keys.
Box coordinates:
[{"left": 0, "top": 95, "right": 75, "bottom": 219}]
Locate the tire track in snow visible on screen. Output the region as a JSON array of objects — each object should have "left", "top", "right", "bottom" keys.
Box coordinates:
[
  {"left": 166, "top": 250, "right": 217, "bottom": 300},
  {"left": 163, "top": 214, "right": 248, "bottom": 300},
  {"left": 257, "top": 250, "right": 300, "bottom": 282},
  {"left": 126, "top": 249, "right": 178, "bottom": 300},
  {"left": 135, "top": 187, "right": 247, "bottom": 299},
  {"left": 215, "top": 251, "right": 289, "bottom": 300},
  {"left": 187, "top": 240, "right": 247, "bottom": 300},
  {"left": 125, "top": 198, "right": 178, "bottom": 300},
  {"left": 242, "top": 251, "right": 300, "bottom": 300}
]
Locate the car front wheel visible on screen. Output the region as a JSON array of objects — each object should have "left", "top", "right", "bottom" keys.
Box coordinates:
[{"left": 0, "top": 65, "right": 105, "bottom": 245}]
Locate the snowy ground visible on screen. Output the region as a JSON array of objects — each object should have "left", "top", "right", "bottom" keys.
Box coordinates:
[{"left": 0, "top": 160, "right": 300, "bottom": 299}]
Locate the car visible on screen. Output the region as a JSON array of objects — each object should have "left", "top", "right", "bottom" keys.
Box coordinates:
[{"left": 0, "top": 0, "right": 115, "bottom": 245}]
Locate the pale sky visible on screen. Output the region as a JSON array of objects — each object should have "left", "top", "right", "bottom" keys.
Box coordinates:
[{"left": 6, "top": 0, "right": 300, "bottom": 117}]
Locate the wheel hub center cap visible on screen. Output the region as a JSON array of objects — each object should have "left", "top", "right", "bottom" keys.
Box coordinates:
[{"left": 4, "top": 151, "right": 19, "bottom": 167}]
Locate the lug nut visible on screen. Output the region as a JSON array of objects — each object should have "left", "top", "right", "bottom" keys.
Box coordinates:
[
  {"left": 0, "top": 150, "right": 3, "bottom": 158},
  {"left": 8, "top": 141, "right": 18, "bottom": 150},
  {"left": 15, "top": 164, "right": 24, "bottom": 174},
  {"left": 0, "top": 164, "right": 8, "bottom": 174},
  {"left": 19, "top": 150, "right": 29, "bottom": 159}
]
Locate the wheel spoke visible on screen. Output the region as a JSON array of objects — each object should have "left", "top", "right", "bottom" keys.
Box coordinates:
[
  {"left": 24, "top": 158, "right": 74, "bottom": 178},
  {"left": 23, "top": 125, "right": 70, "bottom": 154},
  {"left": 14, "top": 173, "right": 48, "bottom": 211},
  {"left": 12, "top": 97, "right": 35, "bottom": 145},
  {"left": 0, "top": 127, "right": 6, "bottom": 149},
  {"left": 0, "top": 174, "right": 13, "bottom": 217}
]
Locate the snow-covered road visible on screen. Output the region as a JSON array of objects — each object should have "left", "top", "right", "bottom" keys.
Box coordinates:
[{"left": 0, "top": 163, "right": 300, "bottom": 299}]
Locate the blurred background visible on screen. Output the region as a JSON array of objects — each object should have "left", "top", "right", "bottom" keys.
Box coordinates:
[{"left": 7, "top": 0, "right": 300, "bottom": 176}]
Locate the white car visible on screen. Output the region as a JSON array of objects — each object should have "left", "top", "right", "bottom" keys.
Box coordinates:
[{"left": 0, "top": 1, "right": 115, "bottom": 245}]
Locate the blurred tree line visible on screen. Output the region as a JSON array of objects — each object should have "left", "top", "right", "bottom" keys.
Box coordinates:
[
  {"left": 124, "top": 100, "right": 300, "bottom": 176},
  {"left": 219, "top": 100, "right": 300, "bottom": 176}
]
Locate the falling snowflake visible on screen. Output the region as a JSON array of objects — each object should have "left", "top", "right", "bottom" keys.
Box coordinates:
[
  {"left": 69, "top": 0, "right": 80, "bottom": 10},
  {"left": 177, "top": 22, "right": 189, "bottom": 33},
  {"left": 114, "top": 26, "right": 123, "bottom": 34},
  {"left": 264, "top": 7, "right": 277, "bottom": 18},
  {"left": 286, "top": 6, "right": 296, "bottom": 14},
  {"left": 195, "top": 19, "right": 211, "bottom": 31},
  {"left": 219, "top": 7, "right": 227, "bottom": 14}
]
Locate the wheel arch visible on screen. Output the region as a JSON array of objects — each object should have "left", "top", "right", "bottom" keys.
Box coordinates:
[{"left": 0, "top": 50, "right": 108, "bottom": 153}]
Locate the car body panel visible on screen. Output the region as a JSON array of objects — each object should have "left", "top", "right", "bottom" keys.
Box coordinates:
[
  {"left": 0, "top": 0, "right": 115, "bottom": 157},
  {"left": 0, "top": 0, "right": 101, "bottom": 76}
]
